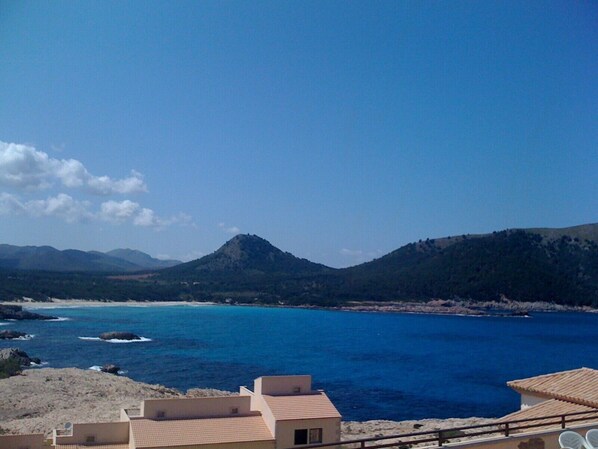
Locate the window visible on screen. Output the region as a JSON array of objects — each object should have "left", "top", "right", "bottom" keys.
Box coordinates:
[
  {"left": 294, "top": 429, "right": 308, "bottom": 445},
  {"left": 156, "top": 410, "right": 166, "bottom": 418},
  {"left": 293, "top": 386, "right": 301, "bottom": 393},
  {"left": 294, "top": 428, "right": 323, "bottom": 445},
  {"left": 85, "top": 436, "right": 96, "bottom": 443},
  {"left": 309, "top": 428, "right": 323, "bottom": 443},
  {"left": 230, "top": 407, "right": 239, "bottom": 414}
]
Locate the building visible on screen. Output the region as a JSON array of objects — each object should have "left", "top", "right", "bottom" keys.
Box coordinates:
[
  {"left": 4, "top": 368, "right": 598, "bottom": 449},
  {"left": 501, "top": 367, "right": 598, "bottom": 428},
  {"left": 1, "top": 375, "right": 341, "bottom": 449}
]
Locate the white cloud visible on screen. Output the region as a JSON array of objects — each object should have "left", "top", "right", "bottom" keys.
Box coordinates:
[
  {"left": 99, "top": 200, "right": 140, "bottom": 223},
  {"left": 0, "top": 140, "right": 195, "bottom": 230},
  {"left": 340, "top": 248, "right": 384, "bottom": 265},
  {"left": 340, "top": 248, "right": 363, "bottom": 256},
  {"left": 0, "top": 141, "right": 147, "bottom": 195},
  {"left": 218, "top": 222, "right": 240, "bottom": 234},
  {"left": 0, "top": 193, "right": 191, "bottom": 230},
  {"left": 0, "top": 193, "right": 92, "bottom": 223},
  {"left": 178, "top": 250, "right": 204, "bottom": 262}
]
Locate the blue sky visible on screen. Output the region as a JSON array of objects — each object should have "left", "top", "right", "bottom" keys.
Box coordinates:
[{"left": 0, "top": 1, "right": 596, "bottom": 267}]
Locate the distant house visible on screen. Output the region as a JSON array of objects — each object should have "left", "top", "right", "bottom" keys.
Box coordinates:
[
  {"left": 502, "top": 367, "right": 598, "bottom": 428},
  {"left": 1, "top": 375, "right": 341, "bottom": 449}
]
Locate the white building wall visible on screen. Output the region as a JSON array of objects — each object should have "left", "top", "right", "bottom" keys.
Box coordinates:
[
  {"left": 255, "top": 376, "right": 313, "bottom": 396},
  {"left": 520, "top": 393, "right": 551, "bottom": 410},
  {"left": 141, "top": 396, "right": 252, "bottom": 420},
  {"left": 274, "top": 418, "right": 341, "bottom": 449},
  {"left": 0, "top": 434, "right": 44, "bottom": 449},
  {"left": 53, "top": 422, "right": 129, "bottom": 446}
]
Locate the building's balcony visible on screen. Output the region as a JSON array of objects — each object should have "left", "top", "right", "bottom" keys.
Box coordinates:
[{"left": 283, "top": 410, "right": 598, "bottom": 449}]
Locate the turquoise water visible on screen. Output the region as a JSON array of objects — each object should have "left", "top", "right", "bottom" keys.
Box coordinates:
[{"left": 2, "top": 305, "right": 598, "bottom": 421}]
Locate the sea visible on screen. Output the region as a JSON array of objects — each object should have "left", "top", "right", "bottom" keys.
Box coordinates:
[{"left": 2, "top": 305, "right": 598, "bottom": 422}]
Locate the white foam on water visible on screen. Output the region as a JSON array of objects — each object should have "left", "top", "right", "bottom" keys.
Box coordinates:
[
  {"left": 78, "top": 336, "right": 151, "bottom": 343},
  {"left": 88, "top": 366, "right": 127, "bottom": 375},
  {"left": 28, "top": 361, "right": 48, "bottom": 368},
  {"left": 14, "top": 334, "right": 35, "bottom": 340},
  {"left": 105, "top": 337, "right": 152, "bottom": 344},
  {"left": 46, "top": 317, "right": 71, "bottom": 322}
]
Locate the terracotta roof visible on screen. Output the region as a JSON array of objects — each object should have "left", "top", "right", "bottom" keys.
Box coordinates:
[
  {"left": 56, "top": 445, "right": 129, "bottom": 449},
  {"left": 507, "top": 367, "right": 598, "bottom": 408},
  {"left": 499, "top": 399, "right": 598, "bottom": 434},
  {"left": 263, "top": 392, "right": 341, "bottom": 421},
  {"left": 130, "top": 415, "right": 274, "bottom": 448}
]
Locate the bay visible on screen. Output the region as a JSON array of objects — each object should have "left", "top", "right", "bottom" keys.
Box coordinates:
[{"left": 2, "top": 305, "right": 598, "bottom": 422}]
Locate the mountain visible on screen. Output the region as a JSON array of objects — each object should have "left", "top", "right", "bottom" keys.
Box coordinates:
[
  {"left": 524, "top": 223, "right": 598, "bottom": 243},
  {"left": 106, "top": 249, "right": 181, "bottom": 269},
  {"left": 0, "top": 245, "right": 139, "bottom": 272},
  {"left": 1, "top": 224, "right": 598, "bottom": 306},
  {"left": 0, "top": 245, "right": 180, "bottom": 272},
  {"left": 159, "top": 234, "right": 337, "bottom": 303},
  {"left": 162, "top": 234, "right": 331, "bottom": 279},
  {"left": 340, "top": 225, "right": 598, "bottom": 306}
]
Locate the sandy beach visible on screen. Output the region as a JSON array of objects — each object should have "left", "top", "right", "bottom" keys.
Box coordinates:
[
  {"left": 4, "top": 297, "right": 595, "bottom": 317},
  {"left": 1, "top": 298, "right": 217, "bottom": 309}
]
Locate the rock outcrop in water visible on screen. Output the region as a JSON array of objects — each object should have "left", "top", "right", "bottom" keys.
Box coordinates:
[
  {"left": 101, "top": 364, "right": 121, "bottom": 374},
  {"left": 0, "top": 348, "right": 41, "bottom": 366},
  {"left": 0, "top": 330, "right": 29, "bottom": 340},
  {"left": 0, "top": 304, "right": 57, "bottom": 321},
  {"left": 99, "top": 332, "right": 141, "bottom": 341}
]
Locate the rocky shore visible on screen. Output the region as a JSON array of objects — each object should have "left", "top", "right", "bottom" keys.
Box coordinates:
[
  {"left": 0, "top": 368, "right": 496, "bottom": 440},
  {"left": 0, "top": 368, "right": 231, "bottom": 436},
  {"left": 0, "top": 304, "right": 57, "bottom": 320},
  {"left": 337, "top": 298, "right": 597, "bottom": 316},
  {"left": 4, "top": 297, "right": 595, "bottom": 318}
]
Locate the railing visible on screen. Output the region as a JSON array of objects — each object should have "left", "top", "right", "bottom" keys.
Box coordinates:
[{"left": 284, "top": 409, "right": 598, "bottom": 449}]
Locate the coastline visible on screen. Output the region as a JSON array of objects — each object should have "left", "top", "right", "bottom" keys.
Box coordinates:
[
  {"left": 2, "top": 297, "right": 596, "bottom": 316},
  {"left": 1, "top": 298, "right": 217, "bottom": 309},
  {"left": 333, "top": 298, "right": 598, "bottom": 316}
]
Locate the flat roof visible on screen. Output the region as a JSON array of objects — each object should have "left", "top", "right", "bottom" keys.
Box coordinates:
[
  {"left": 130, "top": 415, "right": 274, "bottom": 448},
  {"left": 507, "top": 367, "right": 598, "bottom": 407},
  {"left": 263, "top": 391, "right": 341, "bottom": 421}
]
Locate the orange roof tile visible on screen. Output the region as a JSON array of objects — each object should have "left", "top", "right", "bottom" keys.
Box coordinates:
[
  {"left": 263, "top": 392, "right": 341, "bottom": 421},
  {"left": 130, "top": 415, "right": 274, "bottom": 448},
  {"left": 507, "top": 368, "right": 598, "bottom": 408},
  {"left": 56, "top": 445, "right": 129, "bottom": 449},
  {"left": 499, "top": 399, "right": 598, "bottom": 433}
]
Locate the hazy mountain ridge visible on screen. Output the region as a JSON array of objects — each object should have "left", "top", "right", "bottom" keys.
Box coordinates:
[
  {"left": 0, "top": 245, "right": 181, "bottom": 272},
  {"left": 105, "top": 249, "right": 181, "bottom": 269},
  {"left": 1, "top": 223, "right": 597, "bottom": 307}
]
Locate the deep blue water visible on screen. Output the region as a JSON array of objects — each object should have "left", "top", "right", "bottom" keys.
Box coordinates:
[{"left": 2, "top": 305, "right": 598, "bottom": 422}]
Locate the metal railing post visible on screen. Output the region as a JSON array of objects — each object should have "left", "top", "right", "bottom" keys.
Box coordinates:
[
  {"left": 561, "top": 415, "right": 566, "bottom": 429},
  {"left": 505, "top": 423, "right": 510, "bottom": 437}
]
